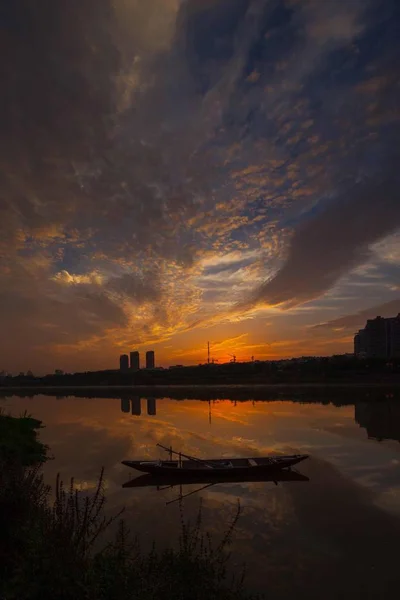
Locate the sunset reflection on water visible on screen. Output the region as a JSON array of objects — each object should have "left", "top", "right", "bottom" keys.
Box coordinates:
[{"left": 2, "top": 393, "right": 400, "bottom": 598}]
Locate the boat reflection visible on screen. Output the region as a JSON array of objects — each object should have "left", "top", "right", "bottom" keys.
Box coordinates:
[{"left": 123, "top": 468, "right": 309, "bottom": 504}]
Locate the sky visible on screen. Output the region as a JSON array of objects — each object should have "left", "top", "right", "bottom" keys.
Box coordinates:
[{"left": 1, "top": 0, "right": 399, "bottom": 374}]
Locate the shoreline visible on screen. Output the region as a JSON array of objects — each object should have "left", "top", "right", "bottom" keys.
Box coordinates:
[
  {"left": 1, "top": 382, "right": 400, "bottom": 404},
  {"left": 2, "top": 382, "right": 400, "bottom": 392}
]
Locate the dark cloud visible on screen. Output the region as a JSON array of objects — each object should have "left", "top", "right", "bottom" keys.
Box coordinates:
[
  {"left": 313, "top": 299, "right": 400, "bottom": 332},
  {"left": 1, "top": 0, "right": 118, "bottom": 162},
  {"left": 245, "top": 158, "right": 400, "bottom": 309},
  {"left": 0, "top": 0, "right": 399, "bottom": 369},
  {"left": 175, "top": 0, "right": 251, "bottom": 94},
  {"left": 0, "top": 0, "right": 218, "bottom": 267},
  {"left": 108, "top": 272, "right": 162, "bottom": 303},
  {"left": 0, "top": 256, "right": 128, "bottom": 369}
]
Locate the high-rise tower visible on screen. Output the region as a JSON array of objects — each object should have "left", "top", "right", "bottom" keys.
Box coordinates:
[
  {"left": 146, "top": 350, "right": 155, "bottom": 369},
  {"left": 119, "top": 354, "right": 129, "bottom": 372},
  {"left": 130, "top": 351, "right": 140, "bottom": 371}
]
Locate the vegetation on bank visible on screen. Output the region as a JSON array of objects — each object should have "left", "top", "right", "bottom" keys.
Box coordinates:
[
  {"left": 1, "top": 356, "right": 400, "bottom": 388},
  {"left": 0, "top": 413, "right": 252, "bottom": 600},
  {"left": 1, "top": 385, "right": 399, "bottom": 406},
  {"left": 0, "top": 411, "right": 49, "bottom": 466}
]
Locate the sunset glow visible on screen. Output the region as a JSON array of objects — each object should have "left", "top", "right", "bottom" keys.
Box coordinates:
[{"left": 1, "top": 0, "right": 399, "bottom": 374}]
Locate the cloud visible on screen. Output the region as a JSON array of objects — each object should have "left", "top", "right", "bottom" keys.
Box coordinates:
[
  {"left": 1, "top": 0, "right": 399, "bottom": 370},
  {"left": 199, "top": 249, "right": 262, "bottom": 276},
  {"left": 313, "top": 299, "right": 400, "bottom": 333},
  {"left": 371, "top": 233, "right": 400, "bottom": 265},
  {"left": 52, "top": 270, "right": 104, "bottom": 286},
  {"left": 108, "top": 272, "right": 162, "bottom": 303},
  {"left": 244, "top": 168, "right": 400, "bottom": 310}
]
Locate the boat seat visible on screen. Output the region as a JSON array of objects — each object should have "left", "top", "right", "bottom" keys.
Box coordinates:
[{"left": 248, "top": 458, "right": 258, "bottom": 467}]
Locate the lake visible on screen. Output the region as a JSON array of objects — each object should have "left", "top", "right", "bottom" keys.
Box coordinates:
[{"left": 2, "top": 391, "right": 400, "bottom": 599}]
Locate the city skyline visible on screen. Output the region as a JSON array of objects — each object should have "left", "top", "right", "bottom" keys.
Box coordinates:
[
  {"left": 0, "top": 0, "right": 399, "bottom": 374},
  {"left": 119, "top": 349, "right": 156, "bottom": 372},
  {"left": 3, "top": 310, "right": 400, "bottom": 375}
]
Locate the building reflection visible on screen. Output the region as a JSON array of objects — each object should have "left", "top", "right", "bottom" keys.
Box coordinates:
[
  {"left": 131, "top": 397, "right": 141, "bottom": 416},
  {"left": 147, "top": 397, "right": 156, "bottom": 415},
  {"left": 118, "top": 396, "right": 400, "bottom": 440},
  {"left": 121, "top": 398, "right": 130, "bottom": 413},
  {"left": 120, "top": 397, "right": 157, "bottom": 416},
  {"left": 355, "top": 401, "right": 400, "bottom": 443}
]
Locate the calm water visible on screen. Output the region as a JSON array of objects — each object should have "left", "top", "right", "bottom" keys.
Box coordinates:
[{"left": 2, "top": 393, "right": 400, "bottom": 598}]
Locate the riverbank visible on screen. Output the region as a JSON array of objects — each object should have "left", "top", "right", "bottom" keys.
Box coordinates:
[
  {"left": 3, "top": 382, "right": 400, "bottom": 390},
  {"left": 1, "top": 382, "right": 400, "bottom": 403},
  {"left": 0, "top": 411, "right": 49, "bottom": 466},
  {"left": 0, "top": 413, "right": 251, "bottom": 600}
]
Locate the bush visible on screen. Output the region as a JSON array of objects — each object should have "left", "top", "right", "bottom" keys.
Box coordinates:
[
  {"left": 0, "top": 411, "right": 49, "bottom": 467},
  {"left": 1, "top": 459, "right": 253, "bottom": 600}
]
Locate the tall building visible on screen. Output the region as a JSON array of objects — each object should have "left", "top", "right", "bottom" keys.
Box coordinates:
[
  {"left": 354, "top": 314, "right": 400, "bottom": 359},
  {"left": 120, "top": 354, "right": 129, "bottom": 372},
  {"left": 147, "top": 397, "right": 156, "bottom": 415},
  {"left": 354, "top": 329, "right": 368, "bottom": 357},
  {"left": 146, "top": 350, "right": 155, "bottom": 369},
  {"left": 388, "top": 315, "right": 400, "bottom": 358},
  {"left": 121, "top": 398, "right": 130, "bottom": 413},
  {"left": 131, "top": 397, "right": 141, "bottom": 416},
  {"left": 130, "top": 350, "right": 140, "bottom": 372}
]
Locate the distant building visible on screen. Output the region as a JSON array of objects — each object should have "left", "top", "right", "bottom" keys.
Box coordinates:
[
  {"left": 120, "top": 354, "right": 129, "bottom": 372},
  {"left": 365, "top": 316, "right": 388, "bottom": 358},
  {"left": 130, "top": 351, "right": 140, "bottom": 372},
  {"left": 354, "top": 314, "right": 400, "bottom": 358},
  {"left": 354, "top": 329, "right": 368, "bottom": 357},
  {"left": 147, "top": 397, "right": 156, "bottom": 415},
  {"left": 389, "top": 315, "right": 400, "bottom": 358},
  {"left": 121, "top": 398, "right": 130, "bottom": 413},
  {"left": 131, "top": 397, "right": 141, "bottom": 416},
  {"left": 146, "top": 350, "right": 155, "bottom": 369}
]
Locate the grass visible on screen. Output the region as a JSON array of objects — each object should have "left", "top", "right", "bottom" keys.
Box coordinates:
[{"left": 0, "top": 413, "right": 255, "bottom": 600}]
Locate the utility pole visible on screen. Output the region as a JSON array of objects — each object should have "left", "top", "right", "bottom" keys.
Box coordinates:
[{"left": 207, "top": 341, "right": 210, "bottom": 365}]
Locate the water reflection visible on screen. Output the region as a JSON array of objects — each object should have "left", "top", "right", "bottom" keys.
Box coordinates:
[
  {"left": 116, "top": 395, "right": 400, "bottom": 445},
  {"left": 1, "top": 392, "right": 400, "bottom": 598},
  {"left": 123, "top": 467, "right": 309, "bottom": 506},
  {"left": 123, "top": 468, "right": 310, "bottom": 488},
  {"left": 120, "top": 398, "right": 130, "bottom": 413},
  {"left": 355, "top": 401, "right": 400, "bottom": 443},
  {"left": 147, "top": 397, "right": 156, "bottom": 416},
  {"left": 131, "top": 396, "right": 141, "bottom": 416},
  {"left": 119, "top": 397, "right": 157, "bottom": 416}
]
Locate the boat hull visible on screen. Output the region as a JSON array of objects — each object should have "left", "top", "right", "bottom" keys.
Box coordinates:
[{"left": 121, "top": 454, "right": 309, "bottom": 475}]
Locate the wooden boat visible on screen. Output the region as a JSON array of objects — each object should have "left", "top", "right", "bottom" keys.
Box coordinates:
[
  {"left": 123, "top": 468, "right": 309, "bottom": 489},
  {"left": 121, "top": 443, "right": 309, "bottom": 476}
]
